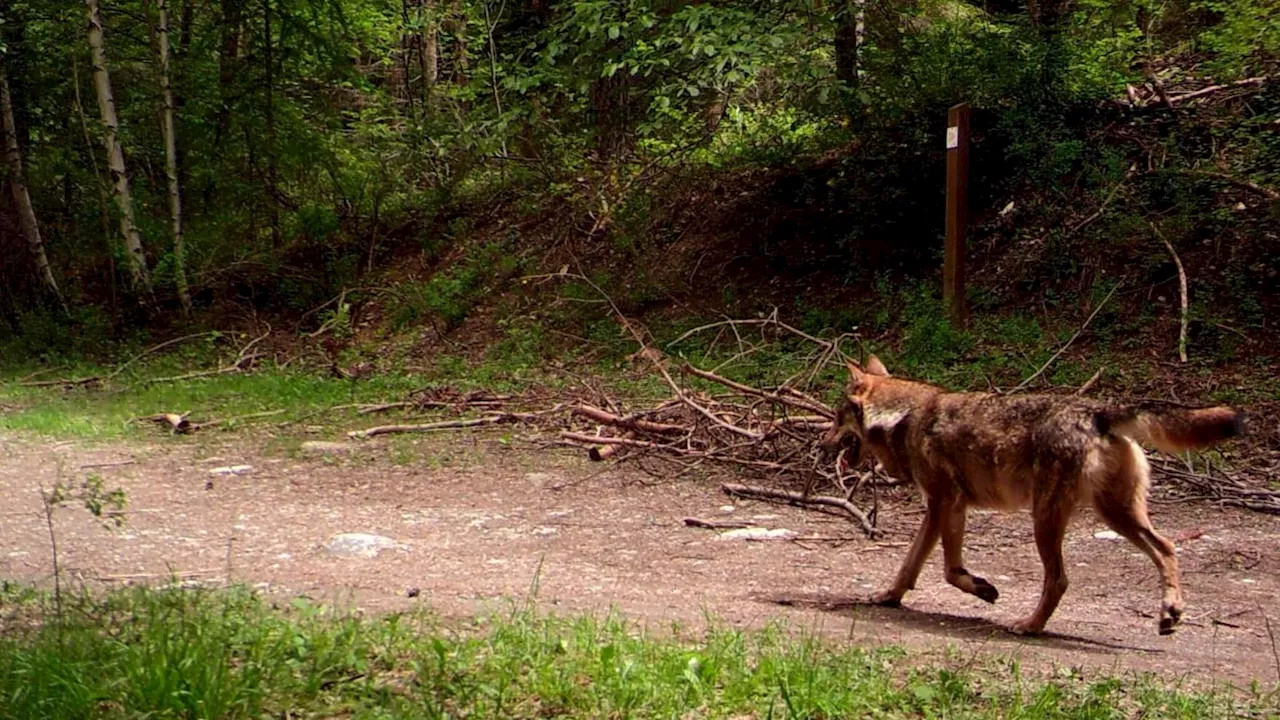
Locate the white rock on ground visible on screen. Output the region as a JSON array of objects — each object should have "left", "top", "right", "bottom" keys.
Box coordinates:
[
  {"left": 324, "top": 533, "right": 407, "bottom": 558},
  {"left": 208, "top": 465, "right": 252, "bottom": 476}
]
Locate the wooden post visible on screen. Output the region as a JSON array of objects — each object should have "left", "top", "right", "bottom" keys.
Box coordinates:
[{"left": 944, "top": 102, "right": 969, "bottom": 327}]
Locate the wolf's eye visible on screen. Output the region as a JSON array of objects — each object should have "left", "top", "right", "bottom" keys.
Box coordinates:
[{"left": 841, "top": 399, "right": 863, "bottom": 426}]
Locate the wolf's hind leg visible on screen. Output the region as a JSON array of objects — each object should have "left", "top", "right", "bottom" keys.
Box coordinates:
[
  {"left": 1092, "top": 463, "right": 1183, "bottom": 634},
  {"left": 940, "top": 498, "right": 999, "bottom": 603}
]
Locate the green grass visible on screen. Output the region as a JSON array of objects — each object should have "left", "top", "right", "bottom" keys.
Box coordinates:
[
  {"left": 0, "top": 370, "right": 430, "bottom": 440},
  {"left": 0, "top": 584, "right": 1270, "bottom": 720}
]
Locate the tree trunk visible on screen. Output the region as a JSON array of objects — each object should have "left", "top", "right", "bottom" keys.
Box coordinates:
[
  {"left": 400, "top": 0, "right": 419, "bottom": 119},
  {"left": 72, "top": 55, "right": 119, "bottom": 314},
  {"left": 834, "top": 0, "right": 865, "bottom": 93},
  {"left": 175, "top": 0, "right": 194, "bottom": 203},
  {"left": 0, "top": 64, "right": 66, "bottom": 312},
  {"left": 262, "top": 0, "right": 280, "bottom": 246},
  {"left": 215, "top": 0, "right": 243, "bottom": 146},
  {"left": 423, "top": 0, "right": 438, "bottom": 103},
  {"left": 156, "top": 0, "right": 191, "bottom": 314},
  {"left": 85, "top": 0, "right": 153, "bottom": 295},
  {"left": 1028, "top": 0, "right": 1072, "bottom": 37},
  {"left": 449, "top": 0, "right": 469, "bottom": 86}
]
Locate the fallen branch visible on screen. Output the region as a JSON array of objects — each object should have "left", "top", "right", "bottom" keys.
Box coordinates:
[
  {"left": 1076, "top": 367, "right": 1105, "bottom": 395},
  {"left": 571, "top": 404, "right": 689, "bottom": 435},
  {"left": 349, "top": 415, "right": 510, "bottom": 439},
  {"left": 194, "top": 409, "right": 287, "bottom": 430},
  {"left": 145, "top": 329, "right": 269, "bottom": 385},
  {"left": 682, "top": 517, "right": 757, "bottom": 530},
  {"left": 98, "top": 568, "right": 219, "bottom": 582},
  {"left": 78, "top": 459, "right": 136, "bottom": 470},
  {"left": 721, "top": 482, "right": 878, "bottom": 538},
  {"left": 684, "top": 365, "right": 833, "bottom": 417},
  {"left": 668, "top": 313, "right": 836, "bottom": 351},
  {"left": 1012, "top": 280, "right": 1123, "bottom": 392},
  {"left": 560, "top": 431, "right": 672, "bottom": 461},
  {"left": 19, "top": 331, "right": 223, "bottom": 388},
  {"left": 1152, "top": 225, "right": 1189, "bottom": 363},
  {"left": 1166, "top": 76, "right": 1270, "bottom": 106},
  {"left": 1167, "top": 169, "right": 1280, "bottom": 201},
  {"left": 348, "top": 409, "right": 555, "bottom": 439},
  {"left": 1067, "top": 169, "right": 1133, "bottom": 237}
]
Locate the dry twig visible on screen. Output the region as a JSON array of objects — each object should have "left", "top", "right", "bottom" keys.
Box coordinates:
[
  {"left": 1013, "top": 281, "right": 1123, "bottom": 392},
  {"left": 1152, "top": 224, "right": 1189, "bottom": 363}
]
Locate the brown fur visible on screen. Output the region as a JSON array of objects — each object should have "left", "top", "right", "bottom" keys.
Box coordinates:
[{"left": 819, "top": 356, "right": 1244, "bottom": 636}]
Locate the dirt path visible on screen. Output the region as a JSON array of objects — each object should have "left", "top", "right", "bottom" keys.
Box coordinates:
[{"left": 3, "top": 431, "right": 1279, "bottom": 687}]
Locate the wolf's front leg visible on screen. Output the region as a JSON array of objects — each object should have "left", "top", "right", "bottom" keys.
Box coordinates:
[
  {"left": 1010, "top": 503, "right": 1072, "bottom": 635},
  {"left": 872, "top": 497, "right": 942, "bottom": 606},
  {"left": 940, "top": 498, "right": 999, "bottom": 603}
]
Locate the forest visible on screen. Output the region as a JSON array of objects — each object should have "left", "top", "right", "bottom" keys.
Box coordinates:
[
  {"left": 2, "top": 2, "right": 1280, "bottom": 716},
  {"left": 0, "top": 0, "right": 1273, "bottom": 344}
]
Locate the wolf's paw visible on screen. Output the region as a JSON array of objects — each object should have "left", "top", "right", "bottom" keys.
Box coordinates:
[
  {"left": 1009, "top": 617, "right": 1045, "bottom": 636},
  {"left": 1159, "top": 603, "right": 1183, "bottom": 635},
  {"left": 972, "top": 576, "right": 1000, "bottom": 604},
  {"left": 870, "top": 590, "right": 903, "bottom": 608}
]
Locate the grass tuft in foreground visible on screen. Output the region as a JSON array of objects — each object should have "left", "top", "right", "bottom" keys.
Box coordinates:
[{"left": 0, "top": 585, "right": 1271, "bottom": 719}]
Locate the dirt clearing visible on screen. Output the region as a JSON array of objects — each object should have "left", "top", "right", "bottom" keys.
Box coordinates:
[{"left": 2, "top": 431, "right": 1279, "bottom": 688}]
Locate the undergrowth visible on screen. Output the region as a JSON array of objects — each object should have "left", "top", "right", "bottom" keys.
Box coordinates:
[
  {"left": 0, "top": 585, "right": 1270, "bottom": 719},
  {"left": 3, "top": 282, "right": 1278, "bottom": 442}
]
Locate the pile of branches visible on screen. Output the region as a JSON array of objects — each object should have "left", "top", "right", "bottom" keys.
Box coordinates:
[
  {"left": 345, "top": 312, "right": 886, "bottom": 536},
  {"left": 1152, "top": 458, "right": 1280, "bottom": 515}
]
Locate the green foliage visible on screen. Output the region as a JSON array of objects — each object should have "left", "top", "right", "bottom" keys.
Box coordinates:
[
  {"left": 0, "top": 0, "right": 1276, "bottom": 385},
  {"left": 896, "top": 284, "right": 975, "bottom": 375},
  {"left": 1196, "top": 0, "right": 1280, "bottom": 78},
  {"left": 390, "top": 242, "right": 521, "bottom": 331},
  {"left": 0, "top": 586, "right": 1265, "bottom": 719}
]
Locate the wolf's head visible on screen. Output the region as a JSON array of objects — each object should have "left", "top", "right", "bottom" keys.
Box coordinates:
[{"left": 818, "top": 355, "right": 891, "bottom": 465}]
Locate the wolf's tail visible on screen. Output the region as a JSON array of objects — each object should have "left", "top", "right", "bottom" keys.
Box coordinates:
[{"left": 1101, "top": 403, "right": 1244, "bottom": 454}]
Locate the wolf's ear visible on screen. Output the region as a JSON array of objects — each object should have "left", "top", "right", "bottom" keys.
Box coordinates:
[
  {"left": 845, "top": 360, "right": 865, "bottom": 386},
  {"left": 865, "top": 355, "right": 889, "bottom": 377}
]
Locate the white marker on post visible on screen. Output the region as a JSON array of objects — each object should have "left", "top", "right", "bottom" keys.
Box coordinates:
[{"left": 946, "top": 126, "right": 959, "bottom": 149}]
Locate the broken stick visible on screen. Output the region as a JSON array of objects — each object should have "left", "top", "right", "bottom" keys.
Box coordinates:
[{"left": 721, "top": 482, "right": 878, "bottom": 538}]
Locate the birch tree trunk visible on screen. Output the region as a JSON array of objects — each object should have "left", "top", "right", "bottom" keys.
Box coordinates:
[
  {"left": 156, "top": 0, "right": 191, "bottom": 314},
  {"left": 85, "top": 0, "right": 153, "bottom": 295},
  {"left": 0, "top": 64, "right": 66, "bottom": 312}
]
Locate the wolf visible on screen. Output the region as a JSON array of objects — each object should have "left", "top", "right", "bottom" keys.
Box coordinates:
[{"left": 819, "top": 356, "right": 1244, "bottom": 636}]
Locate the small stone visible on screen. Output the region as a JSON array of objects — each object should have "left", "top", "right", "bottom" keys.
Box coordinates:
[
  {"left": 324, "top": 533, "right": 405, "bottom": 559},
  {"left": 300, "top": 441, "right": 352, "bottom": 455},
  {"left": 407, "top": 587, "right": 421, "bottom": 598},
  {"left": 524, "top": 472, "right": 556, "bottom": 487},
  {"left": 209, "top": 465, "right": 252, "bottom": 476},
  {"left": 719, "top": 505, "right": 736, "bottom": 513},
  {"left": 1094, "top": 530, "right": 1122, "bottom": 541}
]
